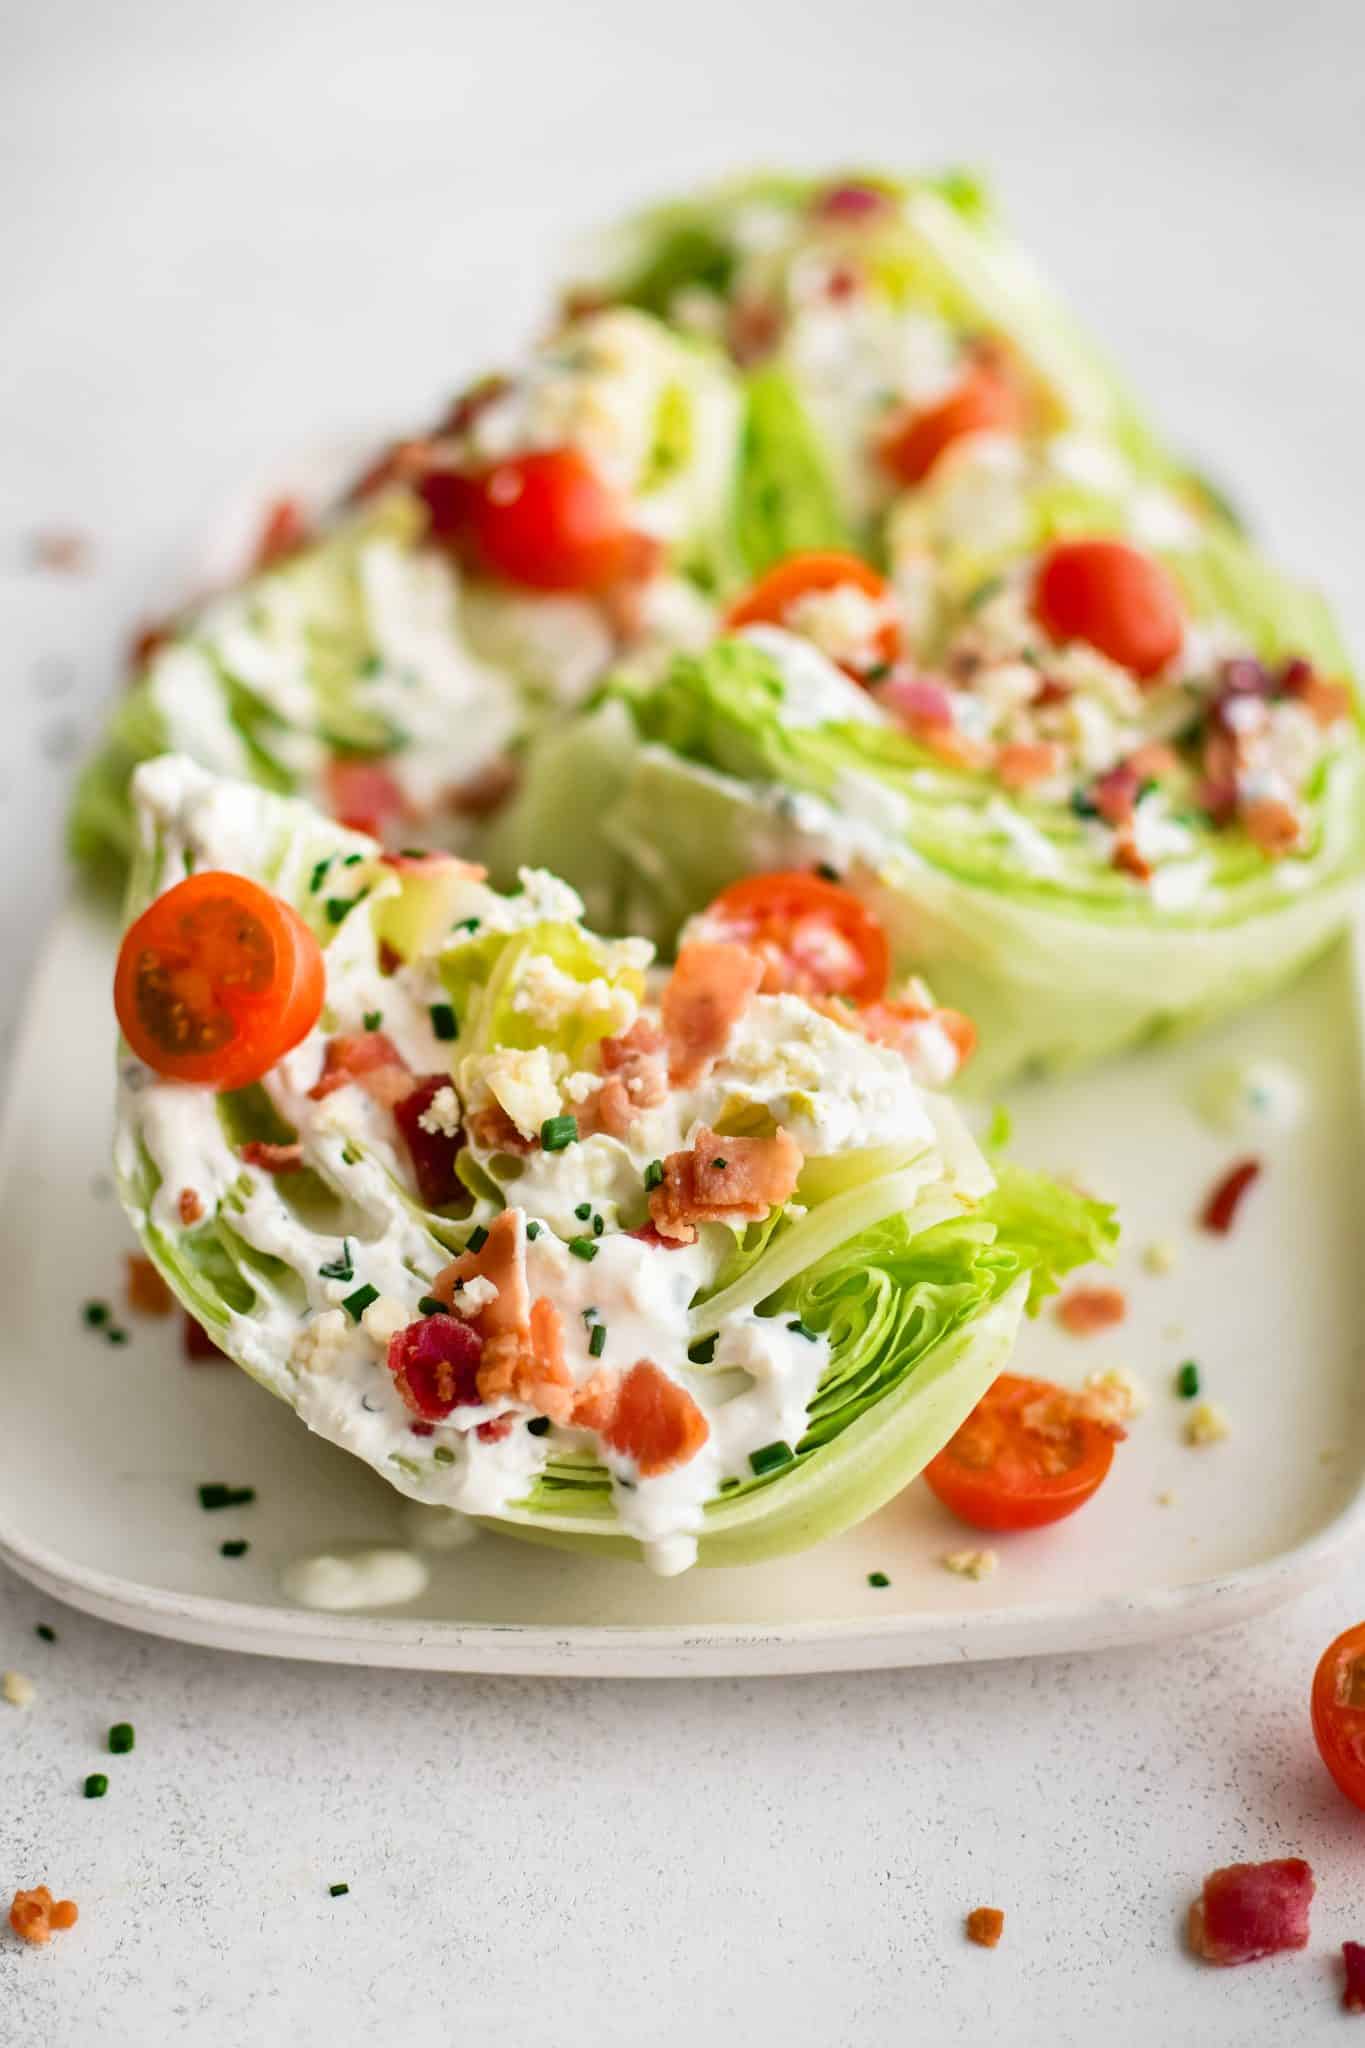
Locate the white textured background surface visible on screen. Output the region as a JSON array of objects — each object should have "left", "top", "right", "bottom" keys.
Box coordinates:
[{"left": 3, "top": 0, "right": 1365, "bottom": 2039}]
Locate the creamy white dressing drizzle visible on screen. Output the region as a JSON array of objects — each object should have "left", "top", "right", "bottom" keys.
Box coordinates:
[
  {"left": 279, "top": 1548, "right": 430, "bottom": 1611},
  {"left": 1196, "top": 1058, "right": 1305, "bottom": 1139}
]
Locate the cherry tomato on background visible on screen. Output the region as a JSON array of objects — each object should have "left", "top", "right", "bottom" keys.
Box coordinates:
[
  {"left": 923, "top": 1373, "right": 1117, "bottom": 1532},
  {"left": 418, "top": 446, "right": 658, "bottom": 594},
  {"left": 725, "top": 550, "right": 901, "bottom": 675},
  {"left": 695, "top": 871, "right": 891, "bottom": 1005},
  {"left": 1311, "top": 1621, "right": 1365, "bottom": 1810},
  {"left": 1032, "top": 538, "right": 1185, "bottom": 681},
  {"left": 114, "top": 871, "right": 326, "bottom": 1091},
  {"left": 878, "top": 362, "right": 1025, "bottom": 487}
]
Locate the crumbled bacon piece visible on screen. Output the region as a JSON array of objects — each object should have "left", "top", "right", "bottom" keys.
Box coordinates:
[
  {"left": 570, "top": 1369, "right": 618, "bottom": 1432},
  {"left": 660, "top": 941, "right": 764, "bottom": 1085},
  {"left": 125, "top": 1254, "right": 173, "bottom": 1318},
  {"left": 345, "top": 435, "right": 437, "bottom": 503},
  {"left": 466, "top": 1102, "right": 538, "bottom": 1155},
  {"left": 252, "top": 497, "right": 310, "bottom": 570},
  {"left": 649, "top": 1126, "right": 803, "bottom": 1244},
  {"left": 1055, "top": 1285, "right": 1127, "bottom": 1337},
  {"left": 1242, "top": 797, "right": 1304, "bottom": 857},
  {"left": 1112, "top": 838, "right": 1153, "bottom": 882},
  {"left": 579, "top": 1018, "right": 669, "bottom": 1138},
  {"left": 129, "top": 618, "right": 172, "bottom": 672},
  {"left": 1188, "top": 1858, "right": 1314, "bottom": 1965},
  {"left": 965, "top": 1907, "right": 1004, "bottom": 1948},
  {"left": 177, "top": 1188, "right": 204, "bottom": 1227},
  {"left": 476, "top": 1414, "right": 516, "bottom": 1443},
  {"left": 995, "top": 741, "right": 1061, "bottom": 791},
  {"left": 387, "top": 1312, "right": 483, "bottom": 1420},
  {"left": 477, "top": 1295, "right": 577, "bottom": 1426},
  {"left": 182, "top": 1314, "right": 227, "bottom": 1362},
  {"left": 1343, "top": 1940, "right": 1365, "bottom": 2013},
  {"left": 856, "top": 998, "right": 976, "bottom": 1074},
  {"left": 28, "top": 530, "right": 92, "bottom": 574},
  {"left": 1092, "top": 762, "right": 1140, "bottom": 827},
  {"left": 601, "top": 1361, "right": 709, "bottom": 1477},
  {"left": 393, "top": 1076, "right": 464, "bottom": 1207},
  {"left": 1126, "top": 740, "right": 1182, "bottom": 782},
  {"left": 1201, "top": 1157, "right": 1262, "bottom": 1235},
  {"left": 324, "top": 757, "right": 407, "bottom": 840},
  {"left": 1282, "top": 660, "right": 1354, "bottom": 729},
  {"left": 727, "top": 295, "right": 782, "bottom": 366},
  {"left": 9, "top": 1886, "right": 78, "bottom": 1944},
  {"left": 309, "top": 1034, "right": 413, "bottom": 1109},
  {"left": 240, "top": 1140, "right": 305, "bottom": 1175}
]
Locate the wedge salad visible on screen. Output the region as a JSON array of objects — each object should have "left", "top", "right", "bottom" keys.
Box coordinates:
[{"left": 110, "top": 758, "right": 1112, "bottom": 1573}]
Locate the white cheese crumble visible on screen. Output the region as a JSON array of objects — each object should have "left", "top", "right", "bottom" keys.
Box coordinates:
[
  {"left": 941, "top": 1549, "right": 998, "bottom": 1582},
  {"left": 289, "top": 1308, "right": 353, "bottom": 1377},
  {"left": 418, "top": 1086, "right": 462, "bottom": 1139},
  {"left": 1142, "top": 1241, "right": 1179, "bottom": 1276},
  {"left": 462, "top": 1045, "right": 564, "bottom": 1139},
  {"left": 3, "top": 1670, "right": 35, "bottom": 1707},
  {"left": 1184, "top": 1400, "right": 1231, "bottom": 1448}
]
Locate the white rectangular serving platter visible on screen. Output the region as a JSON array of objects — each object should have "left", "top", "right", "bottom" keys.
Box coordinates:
[{"left": 3, "top": 894, "right": 1364, "bottom": 1678}]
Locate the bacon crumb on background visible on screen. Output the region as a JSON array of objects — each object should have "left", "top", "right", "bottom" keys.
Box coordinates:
[
  {"left": 9, "top": 1887, "right": 78, "bottom": 1945},
  {"left": 1343, "top": 1941, "right": 1365, "bottom": 2013},
  {"left": 125, "top": 1253, "right": 173, "bottom": 1317},
  {"left": 1188, "top": 1858, "right": 1313, "bottom": 1965},
  {"left": 1055, "top": 1284, "right": 1127, "bottom": 1336},
  {"left": 966, "top": 1907, "right": 1004, "bottom": 1948},
  {"left": 1200, "top": 1158, "right": 1262, "bottom": 1235}
]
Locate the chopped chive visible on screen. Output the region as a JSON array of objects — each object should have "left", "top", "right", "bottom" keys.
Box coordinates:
[
  {"left": 749, "top": 1441, "right": 795, "bottom": 1477},
  {"left": 429, "top": 1002, "right": 457, "bottom": 1042},
  {"left": 568, "top": 1237, "right": 598, "bottom": 1262},
  {"left": 342, "top": 1284, "right": 379, "bottom": 1322},
  {"left": 220, "top": 1539, "right": 249, "bottom": 1558},
  {"left": 786, "top": 1319, "right": 817, "bottom": 1342},
  {"left": 582, "top": 1306, "right": 598, "bottom": 1324},
  {"left": 643, "top": 1159, "right": 664, "bottom": 1190},
  {"left": 84, "top": 1773, "right": 108, "bottom": 1800},
  {"left": 453, "top": 916, "right": 481, "bottom": 934},
  {"left": 527, "top": 1417, "right": 551, "bottom": 1437},
  {"left": 107, "top": 1722, "right": 135, "bottom": 1755},
  {"left": 34, "top": 1624, "right": 56, "bottom": 1644},
  {"left": 418, "top": 1295, "right": 446, "bottom": 1316},
  {"left": 986, "top": 1105, "right": 1012, "bottom": 1151},
  {"left": 588, "top": 1322, "right": 607, "bottom": 1358},
  {"left": 106, "top": 1327, "right": 129, "bottom": 1347},
  {"left": 198, "top": 1483, "right": 256, "bottom": 1511},
  {"left": 719, "top": 1476, "right": 741, "bottom": 1492},
  {"left": 710, "top": 1157, "right": 728, "bottom": 1171},
  {"left": 466, "top": 1224, "right": 488, "bottom": 1254},
  {"left": 814, "top": 861, "right": 842, "bottom": 882},
  {"left": 574, "top": 1202, "right": 592, "bottom": 1220},
  {"left": 688, "top": 1335, "right": 717, "bottom": 1365},
  {"left": 432, "top": 1444, "right": 456, "bottom": 1464},
  {"left": 862, "top": 662, "right": 891, "bottom": 685},
  {"left": 325, "top": 897, "right": 357, "bottom": 925},
  {"left": 359, "top": 654, "right": 382, "bottom": 678},
  {"left": 1137, "top": 777, "right": 1160, "bottom": 802},
  {"left": 309, "top": 857, "right": 331, "bottom": 894},
  {"left": 363, "top": 1010, "right": 383, "bottom": 1032},
  {"left": 318, "top": 1240, "right": 354, "bottom": 1282},
  {"left": 1070, "top": 788, "right": 1100, "bottom": 820},
  {"left": 1176, "top": 1360, "right": 1201, "bottom": 1399},
  {"left": 867, "top": 1571, "right": 891, "bottom": 1589},
  {"left": 592, "top": 1213, "right": 604, "bottom": 1237},
  {"left": 82, "top": 1300, "right": 109, "bottom": 1328},
  {"left": 541, "top": 1115, "right": 578, "bottom": 1153},
  {"left": 328, "top": 1883, "right": 350, "bottom": 1898},
  {"left": 526, "top": 1221, "right": 541, "bottom": 1241},
  {"left": 342, "top": 852, "right": 364, "bottom": 868},
  {"left": 398, "top": 845, "right": 427, "bottom": 858}
]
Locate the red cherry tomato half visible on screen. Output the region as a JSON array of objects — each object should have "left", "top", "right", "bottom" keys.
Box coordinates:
[
  {"left": 1033, "top": 539, "right": 1185, "bottom": 681},
  {"left": 1312, "top": 1621, "right": 1365, "bottom": 1810},
  {"left": 114, "top": 871, "right": 326, "bottom": 1091},
  {"left": 695, "top": 871, "right": 891, "bottom": 1005},
  {"left": 878, "top": 363, "right": 1025, "bottom": 487},
  {"left": 923, "top": 1373, "right": 1116, "bottom": 1532},
  {"left": 725, "top": 550, "right": 901, "bottom": 674},
  {"left": 418, "top": 446, "right": 658, "bottom": 594}
]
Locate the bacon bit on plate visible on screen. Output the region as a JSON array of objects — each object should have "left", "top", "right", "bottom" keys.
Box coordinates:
[
  {"left": 393, "top": 1076, "right": 465, "bottom": 1207},
  {"left": 182, "top": 1313, "right": 227, "bottom": 1363},
  {"left": 177, "top": 1187, "right": 205, "bottom": 1226},
  {"left": 466, "top": 1102, "right": 538, "bottom": 1155},
  {"left": 27, "top": 530, "right": 93, "bottom": 574},
  {"left": 1055, "top": 1284, "right": 1127, "bottom": 1336},
  {"left": 1112, "top": 837, "right": 1153, "bottom": 883},
  {"left": 601, "top": 1361, "right": 709, "bottom": 1477},
  {"left": 1242, "top": 797, "right": 1304, "bottom": 857},
  {"left": 476, "top": 1415, "right": 516, "bottom": 1443},
  {"left": 1077, "top": 1367, "right": 1147, "bottom": 1433},
  {"left": 125, "top": 1254, "right": 173, "bottom": 1318},
  {"left": 128, "top": 618, "right": 173, "bottom": 671},
  {"left": 8, "top": 1887, "right": 78, "bottom": 1945},
  {"left": 965, "top": 1907, "right": 1004, "bottom": 1948},
  {"left": 649, "top": 1126, "right": 803, "bottom": 1244},
  {"left": 995, "top": 741, "right": 1062, "bottom": 791},
  {"left": 387, "top": 1312, "right": 482, "bottom": 1420},
  {"left": 252, "top": 497, "right": 311, "bottom": 570},
  {"left": 579, "top": 1018, "right": 669, "bottom": 1138},
  {"left": 324, "top": 757, "right": 407, "bottom": 840},
  {"left": 448, "top": 756, "right": 521, "bottom": 818},
  {"left": 570, "top": 1368, "right": 618, "bottom": 1433},
  {"left": 661, "top": 942, "right": 765, "bottom": 1086},
  {"left": 309, "top": 1033, "right": 413, "bottom": 1109},
  {"left": 857, "top": 998, "right": 977, "bottom": 1073},
  {"left": 239, "top": 1140, "right": 305, "bottom": 1175},
  {"left": 478, "top": 1295, "right": 577, "bottom": 1425},
  {"left": 1188, "top": 1859, "right": 1314, "bottom": 1965},
  {"left": 1126, "top": 740, "right": 1182, "bottom": 782},
  {"left": 1343, "top": 1941, "right": 1365, "bottom": 2013},
  {"left": 1201, "top": 1157, "right": 1262, "bottom": 1234},
  {"left": 1092, "top": 762, "right": 1140, "bottom": 827}
]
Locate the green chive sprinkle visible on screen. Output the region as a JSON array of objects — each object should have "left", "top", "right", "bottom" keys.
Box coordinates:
[
  {"left": 82, "top": 1300, "right": 109, "bottom": 1328},
  {"left": 325, "top": 897, "right": 357, "bottom": 925},
  {"left": 568, "top": 1237, "right": 598, "bottom": 1262},
  {"left": 35, "top": 1624, "right": 56, "bottom": 1644},
  {"left": 814, "top": 861, "right": 842, "bottom": 882},
  {"left": 867, "top": 1571, "right": 891, "bottom": 1589},
  {"left": 429, "top": 1003, "right": 457, "bottom": 1042},
  {"left": 84, "top": 1773, "right": 108, "bottom": 1800},
  {"left": 643, "top": 1159, "right": 664, "bottom": 1190},
  {"left": 359, "top": 654, "right": 382, "bottom": 679},
  {"left": 342, "top": 852, "right": 364, "bottom": 868},
  {"left": 329, "top": 1883, "right": 350, "bottom": 1898},
  {"left": 309, "top": 857, "right": 331, "bottom": 894},
  {"left": 786, "top": 1320, "right": 817, "bottom": 1342},
  {"left": 108, "top": 1722, "right": 135, "bottom": 1755},
  {"left": 541, "top": 1115, "right": 578, "bottom": 1152},
  {"left": 710, "top": 1157, "right": 728, "bottom": 1171},
  {"left": 719, "top": 1476, "right": 741, "bottom": 1492},
  {"left": 582, "top": 1306, "right": 598, "bottom": 1324},
  {"left": 319, "top": 1241, "right": 354, "bottom": 1282},
  {"left": 220, "top": 1539, "right": 249, "bottom": 1559},
  {"left": 688, "top": 1335, "right": 717, "bottom": 1365},
  {"left": 198, "top": 1483, "right": 256, "bottom": 1511},
  {"left": 342, "top": 1283, "right": 379, "bottom": 1322},
  {"left": 1176, "top": 1360, "right": 1201, "bottom": 1400},
  {"left": 589, "top": 1323, "right": 607, "bottom": 1358},
  {"left": 466, "top": 1224, "right": 488, "bottom": 1254},
  {"left": 574, "top": 1202, "right": 592, "bottom": 1220},
  {"left": 863, "top": 662, "right": 892, "bottom": 684},
  {"left": 454, "top": 917, "right": 481, "bottom": 934},
  {"left": 433, "top": 1445, "right": 456, "bottom": 1464},
  {"left": 418, "top": 1295, "right": 446, "bottom": 1317},
  {"left": 107, "top": 1326, "right": 129, "bottom": 1346},
  {"left": 592, "top": 1214, "right": 604, "bottom": 1237},
  {"left": 1070, "top": 789, "right": 1100, "bottom": 820},
  {"left": 527, "top": 1417, "right": 551, "bottom": 1437},
  {"left": 526, "top": 1221, "right": 541, "bottom": 1241},
  {"left": 749, "top": 1441, "right": 794, "bottom": 1477},
  {"left": 363, "top": 1010, "right": 383, "bottom": 1032},
  {"left": 399, "top": 845, "right": 427, "bottom": 858}
]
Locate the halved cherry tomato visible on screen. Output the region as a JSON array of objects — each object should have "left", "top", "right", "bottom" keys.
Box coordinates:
[
  {"left": 418, "top": 446, "right": 658, "bottom": 594},
  {"left": 1311, "top": 1621, "right": 1365, "bottom": 1810},
  {"left": 1033, "top": 539, "right": 1184, "bottom": 680},
  {"left": 725, "top": 550, "right": 900, "bottom": 675},
  {"left": 114, "top": 872, "right": 325, "bottom": 1091},
  {"left": 923, "top": 1373, "right": 1116, "bottom": 1532},
  {"left": 878, "top": 363, "right": 1025, "bottom": 487},
  {"left": 695, "top": 872, "right": 891, "bottom": 1005}
]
